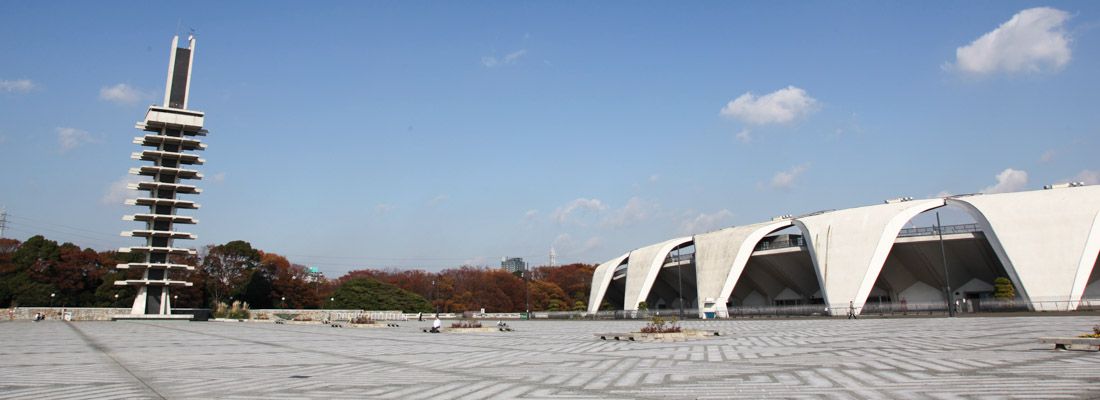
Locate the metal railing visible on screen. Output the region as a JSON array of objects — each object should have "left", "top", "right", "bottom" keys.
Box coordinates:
[
  {"left": 666, "top": 252, "right": 694, "bottom": 264},
  {"left": 897, "top": 223, "right": 981, "bottom": 238},
  {"left": 755, "top": 237, "right": 805, "bottom": 251}
]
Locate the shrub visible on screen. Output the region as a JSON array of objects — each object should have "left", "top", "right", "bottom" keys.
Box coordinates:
[
  {"left": 215, "top": 301, "right": 251, "bottom": 319},
  {"left": 450, "top": 320, "right": 482, "bottom": 328},
  {"left": 1082, "top": 324, "right": 1100, "bottom": 339},
  {"left": 993, "top": 277, "right": 1016, "bottom": 300},
  {"left": 254, "top": 313, "right": 269, "bottom": 320},
  {"left": 640, "top": 316, "right": 682, "bottom": 333}
]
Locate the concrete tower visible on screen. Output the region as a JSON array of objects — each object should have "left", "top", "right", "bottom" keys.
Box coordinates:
[{"left": 115, "top": 35, "right": 206, "bottom": 317}]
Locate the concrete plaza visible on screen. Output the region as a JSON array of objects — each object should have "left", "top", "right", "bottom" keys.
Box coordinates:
[{"left": 1, "top": 316, "right": 1099, "bottom": 399}]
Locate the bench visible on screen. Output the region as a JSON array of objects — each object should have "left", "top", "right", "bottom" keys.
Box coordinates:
[{"left": 1038, "top": 337, "right": 1100, "bottom": 351}]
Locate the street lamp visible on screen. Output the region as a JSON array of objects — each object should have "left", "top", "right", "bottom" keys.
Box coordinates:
[
  {"left": 114, "top": 293, "right": 119, "bottom": 307},
  {"left": 523, "top": 270, "right": 530, "bottom": 319},
  {"left": 936, "top": 212, "right": 955, "bottom": 317},
  {"left": 431, "top": 280, "right": 438, "bottom": 316},
  {"left": 50, "top": 293, "right": 55, "bottom": 307},
  {"left": 281, "top": 296, "right": 286, "bottom": 309}
]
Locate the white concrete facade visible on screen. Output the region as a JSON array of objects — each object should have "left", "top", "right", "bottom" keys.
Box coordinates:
[
  {"left": 794, "top": 199, "right": 945, "bottom": 315},
  {"left": 693, "top": 220, "right": 793, "bottom": 317},
  {"left": 622, "top": 237, "right": 692, "bottom": 311},
  {"left": 948, "top": 185, "right": 1100, "bottom": 310},
  {"left": 585, "top": 253, "right": 629, "bottom": 314},
  {"left": 588, "top": 186, "right": 1100, "bottom": 315}
]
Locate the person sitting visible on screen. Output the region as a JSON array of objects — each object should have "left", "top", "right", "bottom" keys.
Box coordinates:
[{"left": 430, "top": 317, "right": 442, "bottom": 333}]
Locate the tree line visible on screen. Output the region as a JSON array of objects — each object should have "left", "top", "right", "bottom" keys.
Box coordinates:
[{"left": 0, "top": 235, "right": 595, "bottom": 313}]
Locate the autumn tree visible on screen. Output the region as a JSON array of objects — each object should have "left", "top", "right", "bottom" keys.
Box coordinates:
[{"left": 201, "top": 240, "right": 260, "bottom": 306}]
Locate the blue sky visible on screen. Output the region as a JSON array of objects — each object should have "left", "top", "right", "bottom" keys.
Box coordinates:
[{"left": 1, "top": 2, "right": 1098, "bottom": 275}]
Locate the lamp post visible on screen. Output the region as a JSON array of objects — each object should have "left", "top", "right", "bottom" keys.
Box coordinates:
[
  {"left": 113, "top": 293, "right": 119, "bottom": 307},
  {"left": 936, "top": 212, "right": 955, "bottom": 317},
  {"left": 281, "top": 296, "right": 286, "bottom": 309},
  {"left": 50, "top": 293, "right": 55, "bottom": 308},
  {"left": 431, "top": 280, "right": 438, "bottom": 316},
  {"left": 676, "top": 247, "right": 685, "bottom": 320},
  {"left": 523, "top": 269, "right": 530, "bottom": 319},
  {"left": 173, "top": 295, "right": 178, "bottom": 308}
]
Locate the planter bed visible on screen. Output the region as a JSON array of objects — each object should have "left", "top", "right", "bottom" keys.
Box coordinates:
[{"left": 595, "top": 329, "right": 720, "bottom": 342}]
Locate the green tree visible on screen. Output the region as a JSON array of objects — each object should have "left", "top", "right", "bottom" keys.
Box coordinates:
[
  {"left": 993, "top": 277, "right": 1016, "bottom": 300},
  {"left": 202, "top": 240, "right": 260, "bottom": 305},
  {"left": 331, "top": 277, "right": 432, "bottom": 312}
]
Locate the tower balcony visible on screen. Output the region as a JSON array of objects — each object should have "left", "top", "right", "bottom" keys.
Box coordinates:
[
  {"left": 132, "top": 150, "right": 204, "bottom": 165},
  {"left": 133, "top": 134, "right": 206, "bottom": 151},
  {"left": 114, "top": 279, "right": 194, "bottom": 287},
  {"left": 121, "top": 230, "right": 196, "bottom": 240},
  {"left": 124, "top": 214, "right": 198, "bottom": 224},
  {"left": 137, "top": 106, "right": 205, "bottom": 131},
  {"left": 129, "top": 181, "right": 202, "bottom": 194},
  {"left": 127, "top": 198, "right": 199, "bottom": 209},
  {"left": 129, "top": 166, "right": 203, "bottom": 180},
  {"left": 117, "top": 262, "right": 195, "bottom": 271},
  {"left": 119, "top": 246, "right": 197, "bottom": 256}
]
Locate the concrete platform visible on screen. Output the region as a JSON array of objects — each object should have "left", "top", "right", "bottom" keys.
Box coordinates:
[
  {"left": 2, "top": 316, "right": 1100, "bottom": 399},
  {"left": 110, "top": 314, "right": 194, "bottom": 321}
]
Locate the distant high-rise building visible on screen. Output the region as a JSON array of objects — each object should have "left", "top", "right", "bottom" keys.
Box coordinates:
[
  {"left": 115, "top": 35, "right": 208, "bottom": 317},
  {"left": 501, "top": 257, "right": 527, "bottom": 274}
]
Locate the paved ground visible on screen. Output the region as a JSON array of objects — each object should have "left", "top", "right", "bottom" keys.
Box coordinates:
[{"left": 1, "top": 316, "right": 1099, "bottom": 399}]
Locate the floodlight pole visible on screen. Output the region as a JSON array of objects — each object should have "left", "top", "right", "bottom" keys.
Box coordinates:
[
  {"left": 677, "top": 247, "right": 684, "bottom": 319},
  {"left": 524, "top": 266, "right": 531, "bottom": 319},
  {"left": 936, "top": 212, "right": 955, "bottom": 317}
]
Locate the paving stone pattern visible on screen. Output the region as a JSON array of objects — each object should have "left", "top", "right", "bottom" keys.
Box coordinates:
[{"left": 1, "top": 316, "right": 1099, "bottom": 399}]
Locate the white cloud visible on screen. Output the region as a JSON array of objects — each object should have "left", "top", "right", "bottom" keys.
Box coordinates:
[
  {"left": 1071, "top": 170, "right": 1099, "bottom": 185},
  {"left": 482, "top": 49, "right": 527, "bottom": 68},
  {"left": 211, "top": 172, "right": 227, "bottom": 183},
  {"left": 1039, "top": 149, "right": 1056, "bottom": 163},
  {"left": 934, "top": 190, "right": 953, "bottom": 198},
  {"left": 552, "top": 234, "right": 603, "bottom": 257},
  {"left": 601, "top": 197, "right": 654, "bottom": 229},
  {"left": 679, "top": 209, "right": 734, "bottom": 235},
  {"left": 428, "top": 194, "right": 449, "bottom": 206},
  {"left": 375, "top": 203, "right": 395, "bottom": 214},
  {"left": 523, "top": 209, "right": 539, "bottom": 222},
  {"left": 949, "top": 7, "right": 1072, "bottom": 75},
  {"left": 101, "top": 175, "right": 143, "bottom": 205},
  {"left": 461, "top": 256, "right": 489, "bottom": 267},
  {"left": 720, "top": 86, "right": 819, "bottom": 125},
  {"left": 982, "top": 168, "right": 1028, "bottom": 193},
  {"left": 57, "top": 127, "right": 93, "bottom": 153},
  {"left": 0, "top": 79, "right": 35, "bottom": 93},
  {"left": 648, "top": 174, "right": 661, "bottom": 183},
  {"left": 99, "top": 83, "right": 148, "bottom": 104},
  {"left": 551, "top": 198, "right": 606, "bottom": 224},
  {"left": 735, "top": 128, "right": 753, "bottom": 143},
  {"left": 770, "top": 164, "right": 808, "bottom": 189}
]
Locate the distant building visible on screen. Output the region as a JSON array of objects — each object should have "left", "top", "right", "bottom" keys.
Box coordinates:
[
  {"left": 304, "top": 267, "right": 324, "bottom": 283},
  {"left": 501, "top": 257, "right": 527, "bottom": 274}
]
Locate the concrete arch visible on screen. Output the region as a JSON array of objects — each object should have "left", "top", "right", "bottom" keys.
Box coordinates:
[
  {"left": 794, "top": 198, "right": 946, "bottom": 315},
  {"left": 623, "top": 237, "right": 693, "bottom": 311},
  {"left": 948, "top": 186, "right": 1100, "bottom": 309},
  {"left": 586, "top": 253, "right": 629, "bottom": 314},
  {"left": 693, "top": 220, "right": 794, "bottom": 317}
]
